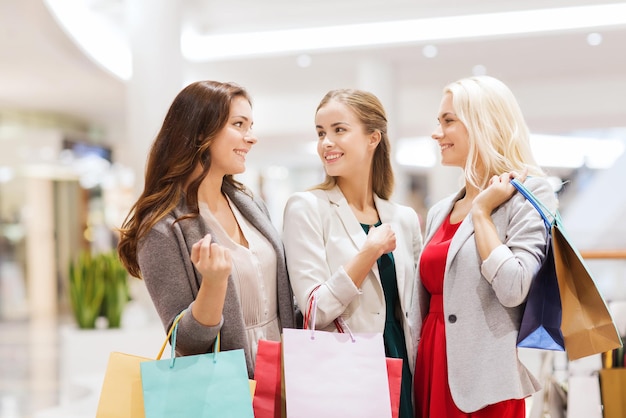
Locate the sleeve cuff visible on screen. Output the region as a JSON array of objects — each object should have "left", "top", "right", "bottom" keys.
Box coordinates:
[
  {"left": 183, "top": 302, "right": 223, "bottom": 336},
  {"left": 325, "top": 265, "right": 361, "bottom": 306},
  {"left": 480, "top": 244, "right": 514, "bottom": 284}
]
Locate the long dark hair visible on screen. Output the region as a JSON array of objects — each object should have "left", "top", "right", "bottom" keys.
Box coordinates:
[{"left": 117, "top": 80, "right": 251, "bottom": 278}]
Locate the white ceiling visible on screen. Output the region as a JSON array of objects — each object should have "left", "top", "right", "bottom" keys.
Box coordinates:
[{"left": 1, "top": 0, "right": 626, "bottom": 169}]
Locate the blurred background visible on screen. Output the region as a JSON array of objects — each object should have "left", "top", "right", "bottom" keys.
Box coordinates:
[{"left": 1, "top": 0, "right": 625, "bottom": 417}]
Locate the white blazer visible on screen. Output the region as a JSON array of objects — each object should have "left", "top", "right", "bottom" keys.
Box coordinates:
[{"left": 282, "top": 185, "right": 423, "bottom": 371}]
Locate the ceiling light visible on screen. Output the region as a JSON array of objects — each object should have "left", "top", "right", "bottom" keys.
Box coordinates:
[
  {"left": 586, "top": 32, "right": 603, "bottom": 46},
  {"left": 296, "top": 54, "right": 313, "bottom": 68},
  {"left": 421, "top": 45, "right": 438, "bottom": 58},
  {"left": 183, "top": 3, "right": 626, "bottom": 61},
  {"left": 472, "top": 65, "right": 488, "bottom": 76},
  {"left": 395, "top": 138, "right": 438, "bottom": 168},
  {"left": 530, "top": 134, "right": 624, "bottom": 169},
  {"left": 43, "top": 0, "right": 132, "bottom": 80},
  {"left": 42, "top": 1, "right": 626, "bottom": 79}
]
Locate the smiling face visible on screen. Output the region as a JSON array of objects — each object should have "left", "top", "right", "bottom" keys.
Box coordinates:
[
  {"left": 208, "top": 95, "right": 257, "bottom": 177},
  {"left": 315, "top": 99, "right": 378, "bottom": 179},
  {"left": 432, "top": 92, "right": 470, "bottom": 168}
]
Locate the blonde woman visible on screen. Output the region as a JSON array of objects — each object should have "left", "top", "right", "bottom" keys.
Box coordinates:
[{"left": 412, "top": 76, "right": 558, "bottom": 417}]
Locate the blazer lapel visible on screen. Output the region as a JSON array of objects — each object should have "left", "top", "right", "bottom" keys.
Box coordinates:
[
  {"left": 425, "top": 188, "right": 475, "bottom": 273},
  {"left": 424, "top": 192, "right": 459, "bottom": 246},
  {"left": 224, "top": 183, "right": 283, "bottom": 258},
  {"left": 325, "top": 186, "right": 368, "bottom": 251},
  {"left": 325, "top": 186, "right": 384, "bottom": 289}
]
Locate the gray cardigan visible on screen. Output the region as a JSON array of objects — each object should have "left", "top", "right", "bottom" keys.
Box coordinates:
[
  {"left": 137, "top": 182, "right": 296, "bottom": 377},
  {"left": 410, "top": 176, "right": 558, "bottom": 412}
]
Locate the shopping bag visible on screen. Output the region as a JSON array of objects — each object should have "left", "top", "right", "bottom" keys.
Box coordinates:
[
  {"left": 511, "top": 179, "right": 622, "bottom": 361},
  {"left": 516, "top": 235, "right": 565, "bottom": 351},
  {"left": 552, "top": 223, "right": 622, "bottom": 360},
  {"left": 253, "top": 339, "right": 403, "bottom": 418},
  {"left": 140, "top": 313, "right": 254, "bottom": 418},
  {"left": 253, "top": 339, "right": 284, "bottom": 418},
  {"left": 282, "top": 292, "right": 393, "bottom": 418},
  {"left": 96, "top": 352, "right": 151, "bottom": 418},
  {"left": 386, "top": 357, "right": 403, "bottom": 418},
  {"left": 599, "top": 368, "right": 626, "bottom": 418},
  {"left": 95, "top": 313, "right": 186, "bottom": 417},
  {"left": 282, "top": 329, "right": 391, "bottom": 417}
]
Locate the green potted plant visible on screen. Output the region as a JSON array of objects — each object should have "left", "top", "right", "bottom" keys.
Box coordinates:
[
  {"left": 100, "top": 251, "right": 131, "bottom": 328},
  {"left": 68, "top": 250, "right": 130, "bottom": 329}
]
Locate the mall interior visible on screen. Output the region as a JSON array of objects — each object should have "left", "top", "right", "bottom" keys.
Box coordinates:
[{"left": 1, "top": 0, "right": 626, "bottom": 417}]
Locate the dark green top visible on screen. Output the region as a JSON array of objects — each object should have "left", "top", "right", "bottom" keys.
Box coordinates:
[{"left": 361, "top": 222, "right": 413, "bottom": 418}]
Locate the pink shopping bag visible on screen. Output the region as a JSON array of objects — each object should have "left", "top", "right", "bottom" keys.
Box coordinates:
[{"left": 282, "top": 290, "right": 393, "bottom": 418}]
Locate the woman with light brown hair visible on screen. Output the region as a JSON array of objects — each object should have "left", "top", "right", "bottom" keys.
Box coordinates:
[
  {"left": 283, "top": 89, "right": 423, "bottom": 418},
  {"left": 118, "top": 80, "right": 296, "bottom": 377}
]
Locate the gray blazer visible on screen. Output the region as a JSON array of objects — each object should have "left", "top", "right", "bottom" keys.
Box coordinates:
[
  {"left": 410, "top": 176, "right": 558, "bottom": 412},
  {"left": 137, "top": 182, "right": 296, "bottom": 377}
]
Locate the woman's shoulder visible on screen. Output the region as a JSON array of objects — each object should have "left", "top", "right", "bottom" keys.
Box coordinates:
[
  {"left": 141, "top": 211, "right": 181, "bottom": 243},
  {"left": 137, "top": 215, "right": 178, "bottom": 257},
  {"left": 523, "top": 175, "right": 553, "bottom": 190},
  {"left": 286, "top": 189, "right": 330, "bottom": 206},
  {"left": 516, "top": 176, "right": 559, "bottom": 211},
  {"left": 378, "top": 197, "right": 417, "bottom": 217}
]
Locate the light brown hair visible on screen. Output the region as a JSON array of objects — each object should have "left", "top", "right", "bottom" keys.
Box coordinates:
[{"left": 313, "top": 89, "right": 394, "bottom": 199}]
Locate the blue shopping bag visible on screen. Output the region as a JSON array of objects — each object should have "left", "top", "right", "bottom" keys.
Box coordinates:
[
  {"left": 512, "top": 179, "right": 564, "bottom": 351},
  {"left": 516, "top": 236, "right": 565, "bottom": 351},
  {"left": 140, "top": 313, "right": 254, "bottom": 418}
]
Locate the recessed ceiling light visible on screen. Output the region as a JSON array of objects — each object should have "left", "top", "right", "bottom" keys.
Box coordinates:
[
  {"left": 296, "top": 54, "right": 312, "bottom": 68},
  {"left": 472, "top": 65, "right": 487, "bottom": 76},
  {"left": 422, "top": 45, "right": 438, "bottom": 58},
  {"left": 586, "top": 32, "right": 603, "bottom": 46}
]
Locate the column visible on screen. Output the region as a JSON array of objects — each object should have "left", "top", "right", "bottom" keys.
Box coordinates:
[
  {"left": 122, "top": 0, "right": 183, "bottom": 196},
  {"left": 119, "top": 0, "right": 183, "bottom": 323},
  {"left": 25, "top": 177, "right": 56, "bottom": 318}
]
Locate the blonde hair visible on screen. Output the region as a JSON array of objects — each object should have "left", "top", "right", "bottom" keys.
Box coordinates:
[
  {"left": 444, "top": 75, "right": 544, "bottom": 191},
  {"left": 312, "top": 89, "right": 394, "bottom": 199}
]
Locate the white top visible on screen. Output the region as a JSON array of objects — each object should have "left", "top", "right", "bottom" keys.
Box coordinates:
[{"left": 199, "top": 197, "right": 281, "bottom": 366}]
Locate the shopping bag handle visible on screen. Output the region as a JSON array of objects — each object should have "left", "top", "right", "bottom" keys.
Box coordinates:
[
  {"left": 156, "top": 310, "right": 186, "bottom": 360},
  {"left": 304, "top": 286, "right": 355, "bottom": 342},
  {"left": 510, "top": 178, "right": 557, "bottom": 230},
  {"left": 156, "top": 310, "right": 222, "bottom": 367}
]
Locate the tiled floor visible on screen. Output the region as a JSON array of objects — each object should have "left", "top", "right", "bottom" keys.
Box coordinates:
[
  {"left": 0, "top": 318, "right": 60, "bottom": 418},
  {"left": 0, "top": 290, "right": 165, "bottom": 418}
]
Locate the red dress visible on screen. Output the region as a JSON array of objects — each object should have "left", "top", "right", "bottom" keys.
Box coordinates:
[{"left": 413, "top": 214, "right": 525, "bottom": 418}]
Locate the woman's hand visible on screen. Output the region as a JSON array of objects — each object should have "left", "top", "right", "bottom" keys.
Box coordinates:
[
  {"left": 471, "top": 168, "right": 527, "bottom": 263},
  {"left": 190, "top": 234, "right": 232, "bottom": 326},
  {"left": 473, "top": 168, "right": 528, "bottom": 216},
  {"left": 364, "top": 223, "right": 397, "bottom": 257},
  {"left": 344, "top": 223, "right": 396, "bottom": 289},
  {"left": 190, "top": 233, "right": 232, "bottom": 283}
]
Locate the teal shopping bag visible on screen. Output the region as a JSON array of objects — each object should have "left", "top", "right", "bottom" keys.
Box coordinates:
[{"left": 140, "top": 313, "right": 254, "bottom": 418}]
